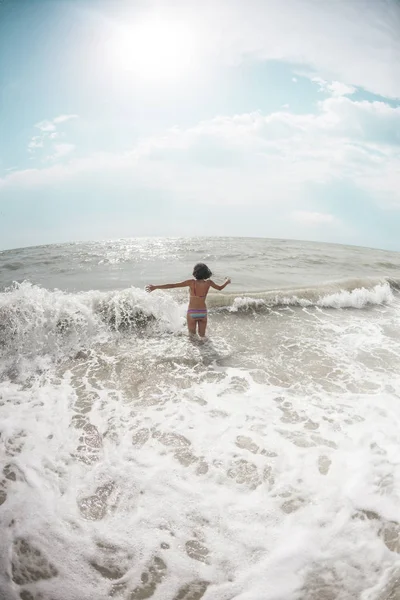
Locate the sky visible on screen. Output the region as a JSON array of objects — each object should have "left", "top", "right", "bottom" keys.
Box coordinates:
[{"left": 0, "top": 0, "right": 400, "bottom": 251}]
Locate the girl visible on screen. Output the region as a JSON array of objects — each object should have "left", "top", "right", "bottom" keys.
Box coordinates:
[{"left": 146, "top": 263, "right": 231, "bottom": 337}]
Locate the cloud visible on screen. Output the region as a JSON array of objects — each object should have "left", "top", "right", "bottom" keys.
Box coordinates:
[
  {"left": 35, "top": 114, "right": 78, "bottom": 130},
  {"left": 0, "top": 152, "right": 132, "bottom": 190},
  {"left": 50, "top": 143, "right": 75, "bottom": 160},
  {"left": 291, "top": 211, "right": 336, "bottom": 225},
  {"left": 28, "top": 114, "right": 79, "bottom": 160},
  {"left": 35, "top": 120, "right": 56, "bottom": 133},
  {"left": 159, "top": 0, "right": 400, "bottom": 98},
  {"left": 52, "top": 114, "right": 79, "bottom": 124},
  {"left": 310, "top": 77, "right": 355, "bottom": 97},
  {"left": 320, "top": 97, "right": 400, "bottom": 144},
  {"left": 28, "top": 136, "right": 44, "bottom": 152},
  {"left": 327, "top": 81, "right": 356, "bottom": 97},
  {"left": 4, "top": 94, "right": 400, "bottom": 212}
]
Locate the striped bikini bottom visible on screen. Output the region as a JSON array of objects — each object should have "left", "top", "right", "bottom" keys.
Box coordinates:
[{"left": 187, "top": 309, "right": 208, "bottom": 320}]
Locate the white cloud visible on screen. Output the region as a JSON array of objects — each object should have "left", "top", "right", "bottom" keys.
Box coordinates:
[
  {"left": 35, "top": 114, "right": 78, "bottom": 130},
  {"left": 0, "top": 152, "right": 132, "bottom": 191},
  {"left": 291, "top": 211, "right": 336, "bottom": 225},
  {"left": 35, "top": 120, "right": 56, "bottom": 133},
  {"left": 50, "top": 143, "right": 75, "bottom": 160},
  {"left": 4, "top": 97, "right": 400, "bottom": 211},
  {"left": 320, "top": 97, "right": 400, "bottom": 144},
  {"left": 28, "top": 114, "right": 79, "bottom": 159},
  {"left": 52, "top": 114, "right": 79, "bottom": 124},
  {"left": 327, "top": 81, "right": 356, "bottom": 97},
  {"left": 28, "top": 136, "right": 44, "bottom": 152},
  {"left": 158, "top": 0, "right": 400, "bottom": 98},
  {"left": 310, "top": 77, "right": 355, "bottom": 97}
]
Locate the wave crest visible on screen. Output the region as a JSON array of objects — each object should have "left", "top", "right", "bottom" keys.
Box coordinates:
[
  {"left": 0, "top": 282, "right": 182, "bottom": 361},
  {"left": 0, "top": 278, "right": 396, "bottom": 361},
  {"left": 208, "top": 278, "right": 395, "bottom": 311}
]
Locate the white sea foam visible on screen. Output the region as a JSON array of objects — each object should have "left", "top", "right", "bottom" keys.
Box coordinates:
[
  {"left": 316, "top": 281, "right": 394, "bottom": 308},
  {"left": 0, "top": 282, "right": 184, "bottom": 361},
  {"left": 225, "top": 282, "right": 394, "bottom": 312},
  {"left": 1, "top": 282, "right": 400, "bottom": 599},
  {"left": 1, "top": 249, "right": 400, "bottom": 600},
  {"left": 0, "top": 280, "right": 394, "bottom": 362}
]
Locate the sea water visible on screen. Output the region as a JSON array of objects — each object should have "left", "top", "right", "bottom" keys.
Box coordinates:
[{"left": 1, "top": 237, "right": 400, "bottom": 600}]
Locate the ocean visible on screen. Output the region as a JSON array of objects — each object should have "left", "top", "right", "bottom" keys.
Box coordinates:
[{"left": 1, "top": 237, "right": 400, "bottom": 600}]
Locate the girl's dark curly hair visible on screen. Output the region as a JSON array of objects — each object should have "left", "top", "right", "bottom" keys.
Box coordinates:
[{"left": 193, "top": 263, "right": 212, "bottom": 280}]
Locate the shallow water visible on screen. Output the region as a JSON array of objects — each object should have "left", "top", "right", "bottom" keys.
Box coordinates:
[{"left": 1, "top": 237, "right": 400, "bottom": 600}]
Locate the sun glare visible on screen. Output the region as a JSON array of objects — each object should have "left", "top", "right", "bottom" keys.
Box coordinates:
[{"left": 110, "top": 16, "right": 195, "bottom": 81}]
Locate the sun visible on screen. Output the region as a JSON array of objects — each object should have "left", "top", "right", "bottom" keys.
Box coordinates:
[{"left": 110, "top": 16, "right": 195, "bottom": 81}]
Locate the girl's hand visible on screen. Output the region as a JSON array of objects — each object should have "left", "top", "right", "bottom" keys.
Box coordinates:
[
  {"left": 226, "top": 278, "right": 231, "bottom": 285},
  {"left": 146, "top": 284, "right": 156, "bottom": 292}
]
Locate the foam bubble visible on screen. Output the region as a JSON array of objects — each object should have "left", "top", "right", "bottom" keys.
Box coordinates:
[
  {"left": 1, "top": 281, "right": 400, "bottom": 599},
  {"left": 224, "top": 282, "right": 394, "bottom": 312},
  {"left": 0, "top": 280, "right": 395, "bottom": 367},
  {"left": 0, "top": 282, "right": 185, "bottom": 363}
]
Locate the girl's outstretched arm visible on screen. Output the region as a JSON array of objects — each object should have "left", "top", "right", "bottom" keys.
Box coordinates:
[
  {"left": 146, "top": 280, "right": 191, "bottom": 292},
  {"left": 209, "top": 278, "right": 231, "bottom": 291}
]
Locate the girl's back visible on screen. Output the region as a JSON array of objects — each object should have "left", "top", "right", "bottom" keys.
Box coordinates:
[{"left": 189, "top": 279, "right": 210, "bottom": 308}]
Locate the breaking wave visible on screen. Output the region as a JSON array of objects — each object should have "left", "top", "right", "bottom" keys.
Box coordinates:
[
  {"left": 0, "top": 278, "right": 396, "bottom": 360},
  {"left": 208, "top": 277, "right": 396, "bottom": 310}
]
